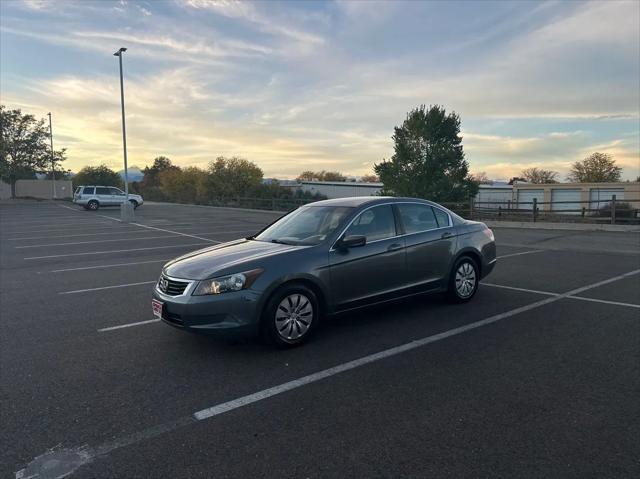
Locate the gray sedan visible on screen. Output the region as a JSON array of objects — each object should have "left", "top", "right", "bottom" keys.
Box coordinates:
[{"left": 152, "top": 197, "right": 496, "bottom": 347}]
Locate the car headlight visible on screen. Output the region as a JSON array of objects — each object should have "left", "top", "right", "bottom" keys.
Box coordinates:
[{"left": 192, "top": 268, "right": 263, "bottom": 296}]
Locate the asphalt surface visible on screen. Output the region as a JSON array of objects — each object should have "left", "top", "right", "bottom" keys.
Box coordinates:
[{"left": 1, "top": 200, "right": 639, "bottom": 478}]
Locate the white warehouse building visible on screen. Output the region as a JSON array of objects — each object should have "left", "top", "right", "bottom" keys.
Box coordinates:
[{"left": 297, "top": 181, "right": 384, "bottom": 199}]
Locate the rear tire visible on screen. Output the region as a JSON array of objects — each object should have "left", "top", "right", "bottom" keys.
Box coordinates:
[
  {"left": 261, "top": 284, "right": 319, "bottom": 348},
  {"left": 447, "top": 256, "right": 479, "bottom": 303},
  {"left": 87, "top": 200, "right": 99, "bottom": 211}
]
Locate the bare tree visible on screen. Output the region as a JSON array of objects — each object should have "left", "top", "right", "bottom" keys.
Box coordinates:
[
  {"left": 470, "top": 171, "right": 492, "bottom": 184},
  {"left": 521, "top": 167, "right": 558, "bottom": 184}
]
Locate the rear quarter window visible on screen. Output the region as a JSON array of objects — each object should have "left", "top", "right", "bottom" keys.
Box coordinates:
[
  {"left": 432, "top": 207, "right": 451, "bottom": 227},
  {"left": 82, "top": 187, "right": 95, "bottom": 195}
]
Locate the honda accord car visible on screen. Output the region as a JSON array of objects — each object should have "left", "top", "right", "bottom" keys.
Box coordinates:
[{"left": 152, "top": 197, "right": 496, "bottom": 347}]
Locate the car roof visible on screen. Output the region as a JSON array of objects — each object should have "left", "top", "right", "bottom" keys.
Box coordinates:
[{"left": 305, "top": 196, "right": 433, "bottom": 208}]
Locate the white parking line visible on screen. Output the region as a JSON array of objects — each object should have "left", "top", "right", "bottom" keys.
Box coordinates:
[
  {"left": 1, "top": 222, "right": 118, "bottom": 232},
  {"left": 482, "top": 282, "right": 640, "bottom": 309},
  {"left": 567, "top": 296, "right": 640, "bottom": 309},
  {"left": 5, "top": 225, "right": 139, "bottom": 236},
  {"left": 24, "top": 242, "right": 211, "bottom": 260},
  {"left": 482, "top": 283, "right": 558, "bottom": 296},
  {"left": 60, "top": 281, "right": 157, "bottom": 295},
  {"left": 496, "top": 250, "right": 543, "bottom": 259},
  {"left": 98, "top": 319, "right": 161, "bottom": 332},
  {"left": 26, "top": 267, "right": 634, "bottom": 479},
  {"left": 16, "top": 234, "right": 183, "bottom": 248},
  {"left": 130, "top": 222, "right": 220, "bottom": 242},
  {"left": 7, "top": 230, "right": 169, "bottom": 241},
  {"left": 51, "top": 259, "right": 170, "bottom": 273}
]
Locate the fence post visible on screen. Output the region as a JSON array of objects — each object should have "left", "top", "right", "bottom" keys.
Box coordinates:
[
  {"left": 581, "top": 207, "right": 586, "bottom": 218},
  {"left": 611, "top": 195, "right": 616, "bottom": 225},
  {"left": 498, "top": 206, "right": 502, "bottom": 217},
  {"left": 533, "top": 198, "right": 538, "bottom": 222},
  {"left": 469, "top": 196, "right": 474, "bottom": 219}
]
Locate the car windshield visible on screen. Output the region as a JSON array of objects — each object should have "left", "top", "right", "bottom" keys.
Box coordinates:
[{"left": 254, "top": 206, "right": 353, "bottom": 246}]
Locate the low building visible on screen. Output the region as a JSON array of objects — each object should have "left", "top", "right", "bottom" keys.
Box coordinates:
[
  {"left": 513, "top": 182, "right": 640, "bottom": 212},
  {"left": 297, "top": 180, "right": 383, "bottom": 199}
]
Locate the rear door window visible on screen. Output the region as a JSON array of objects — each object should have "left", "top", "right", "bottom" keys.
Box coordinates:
[
  {"left": 396, "top": 203, "right": 439, "bottom": 234},
  {"left": 82, "top": 187, "right": 95, "bottom": 195},
  {"left": 95, "top": 187, "right": 110, "bottom": 195}
]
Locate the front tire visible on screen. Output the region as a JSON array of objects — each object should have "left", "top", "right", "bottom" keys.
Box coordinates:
[
  {"left": 261, "top": 284, "right": 319, "bottom": 347},
  {"left": 447, "top": 256, "right": 479, "bottom": 303},
  {"left": 87, "top": 200, "right": 99, "bottom": 211},
  {"left": 129, "top": 200, "right": 139, "bottom": 209}
]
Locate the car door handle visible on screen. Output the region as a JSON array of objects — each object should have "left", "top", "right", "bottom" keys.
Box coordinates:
[
  {"left": 441, "top": 232, "right": 453, "bottom": 239},
  {"left": 387, "top": 243, "right": 403, "bottom": 252}
]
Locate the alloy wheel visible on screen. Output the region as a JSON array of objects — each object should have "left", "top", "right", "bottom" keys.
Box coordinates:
[
  {"left": 455, "top": 262, "right": 476, "bottom": 298},
  {"left": 275, "top": 293, "right": 313, "bottom": 341}
]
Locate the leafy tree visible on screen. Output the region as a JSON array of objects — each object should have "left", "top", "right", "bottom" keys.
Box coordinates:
[
  {"left": 521, "top": 167, "right": 558, "bottom": 184},
  {"left": 206, "top": 156, "right": 263, "bottom": 198},
  {"left": 567, "top": 152, "right": 622, "bottom": 183},
  {"left": 470, "top": 171, "right": 492, "bottom": 185},
  {"left": 321, "top": 171, "right": 346, "bottom": 182},
  {"left": 73, "top": 164, "right": 123, "bottom": 188},
  {"left": 0, "top": 105, "right": 66, "bottom": 197},
  {"left": 296, "top": 170, "right": 317, "bottom": 181},
  {"left": 296, "top": 170, "right": 347, "bottom": 182},
  {"left": 142, "top": 156, "right": 179, "bottom": 187},
  {"left": 159, "top": 166, "right": 206, "bottom": 204},
  {"left": 374, "top": 105, "right": 478, "bottom": 201},
  {"left": 360, "top": 174, "right": 379, "bottom": 183}
]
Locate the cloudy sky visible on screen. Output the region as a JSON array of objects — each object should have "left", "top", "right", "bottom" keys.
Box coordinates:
[{"left": 1, "top": 0, "right": 639, "bottom": 180}]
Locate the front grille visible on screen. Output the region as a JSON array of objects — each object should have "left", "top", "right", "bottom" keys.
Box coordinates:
[{"left": 157, "top": 275, "right": 190, "bottom": 296}]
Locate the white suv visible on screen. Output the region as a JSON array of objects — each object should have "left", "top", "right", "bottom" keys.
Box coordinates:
[{"left": 73, "top": 185, "right": 144, "bottom": 211}]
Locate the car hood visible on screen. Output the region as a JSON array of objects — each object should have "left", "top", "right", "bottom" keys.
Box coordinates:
[{"left": 163, "top": 238, "right": 304, "bottom": 280}]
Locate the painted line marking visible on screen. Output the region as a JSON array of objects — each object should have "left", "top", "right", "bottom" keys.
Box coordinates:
[
  {"left": 482, "top": 283, "right": 558, "bottom": 296},
  {"left": 51, "top": 259, "right": 170, "bottom": 273},
  {"left": 6, "top": 230, "right": 170, "bottom": 241},
  {"left": 130, "top": 222, "right": 219, "bottom": 242},
  {"left": 60, "top": 281, "right": 157, "bottom": 295},
  {"left": 24, "top": 242, "right": 210, "bottom": 260},
  {"left": 0, "top": 221, "right": 119, "bottom": 232},
  {"left": 496, "top": 250, "right": 543, "bottom": 259},
  {"left": 98, "top": 318, "right": 161, "bottom": 332},
  {"left": 17, "top": 269, "right": 639, "bottom": 479},
  {"left": 15, "top": 235, "right": 186, "bottom": 249},
  {"left": 483, "top": 281, "right": 640, "bottom": 309},
  {"left": 4, "top": 225, "right": 140, "bottom": 236},
  {"left": 97, "top": 214, "right": 122, "bottom": 222},
  {"left": 567, "top": 296, "right": 640, "bottom": 309}
]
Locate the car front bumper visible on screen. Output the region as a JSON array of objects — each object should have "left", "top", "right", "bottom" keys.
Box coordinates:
[{"left": 152, "top": 285, "right": 263, "bottom": 337}]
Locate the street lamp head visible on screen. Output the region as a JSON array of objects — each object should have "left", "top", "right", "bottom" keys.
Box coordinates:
[{"left": 113, "top": 47, "right": 127, "bottom": 56}]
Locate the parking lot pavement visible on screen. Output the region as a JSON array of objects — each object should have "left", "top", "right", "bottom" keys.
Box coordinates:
[{"left": 2, "top": 201, "right": 639, "bottom": 478}]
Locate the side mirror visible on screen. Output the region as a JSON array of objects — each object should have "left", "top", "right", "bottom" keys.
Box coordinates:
[{"left": 338, "top": 235, "right": 366, "bottom": 249}]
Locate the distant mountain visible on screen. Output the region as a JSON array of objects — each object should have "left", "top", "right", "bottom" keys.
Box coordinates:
[{"left": 117, "top": 166, "right": 144, "bottom": 182}]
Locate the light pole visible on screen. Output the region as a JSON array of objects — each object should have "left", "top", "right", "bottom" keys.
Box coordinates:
[
  {"left": 114, "top": 47, "right": 133, "bottom": 220},
  {"left": 47, "top": 112, "right": 56, "bottom": 199}
]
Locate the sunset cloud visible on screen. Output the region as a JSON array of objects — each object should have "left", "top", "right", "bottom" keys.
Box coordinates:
[{"left": 1, "top": 0, "right": 638, "bottom": 180}]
